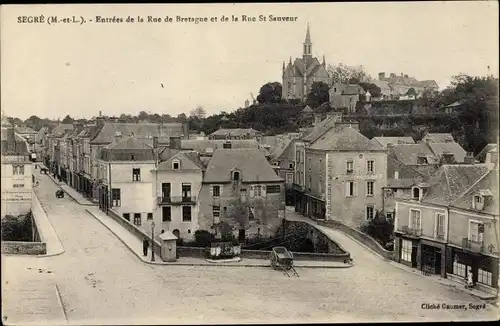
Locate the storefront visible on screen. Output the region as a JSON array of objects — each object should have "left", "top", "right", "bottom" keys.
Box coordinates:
[
  {"left": 420, "top": 239, "right": 447, "bottom": 278},
  {"left": 305, "top": 194, "right": 325, "bottom": 221},
  {"left": 446, "top": 246, "right": 499, "bottom": 291},
  {"left": 98, "top": 184, "right": 109, "bottom": 212},
  {"left": 394, "top": 235, "right": 420, "bottom": 268}
]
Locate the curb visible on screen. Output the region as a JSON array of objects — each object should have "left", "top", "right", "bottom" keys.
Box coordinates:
[
  {"left": 54, "top": 284, "right": 69, "bottom": 325},
  {"left": 44, "top": 174, "right": 96, "bottom": 206},
  {"left": 86, "top": 209, "right": 352, "bottom": 269}
]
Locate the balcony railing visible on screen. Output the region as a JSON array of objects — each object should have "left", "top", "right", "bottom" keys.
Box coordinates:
[
  {"left": 157, "top": 196, "right": 197, "bottom": 205},
  {"left": 400, "top": 226, "right": 422, "bottom": 237},
  {"left": 462, "top": 238, "right": 484, "bottom": 253}
]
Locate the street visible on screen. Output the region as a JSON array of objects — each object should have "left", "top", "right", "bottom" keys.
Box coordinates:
[{"left": 2, "top": 171, "right": 499, "bottom": 324}]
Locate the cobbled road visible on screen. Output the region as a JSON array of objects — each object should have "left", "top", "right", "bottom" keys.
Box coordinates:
[{"left": 2, "top": 172, "right": 498, "bottom": 325}]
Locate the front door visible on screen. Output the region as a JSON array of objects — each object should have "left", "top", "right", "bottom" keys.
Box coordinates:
[
  {"left": 238, "top": 229, "right": 246, "bottom": 242},
  {"left": 411, "top": 246, "right": 418, "bottom": 268}
]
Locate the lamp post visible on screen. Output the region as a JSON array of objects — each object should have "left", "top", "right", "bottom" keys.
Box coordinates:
[{"left": 151, "top": 221, "right": 155, "bottom": 262}]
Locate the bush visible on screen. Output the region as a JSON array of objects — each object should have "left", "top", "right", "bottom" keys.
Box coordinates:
[
  {"left": 193, "top": 230, "right": 214, "bottom": 248},
  {"left": 360, "top": 213, "right": 394, "bottom": 247},
  {"left": 1, "top": 212, "right": 34, "bottom": 242}
]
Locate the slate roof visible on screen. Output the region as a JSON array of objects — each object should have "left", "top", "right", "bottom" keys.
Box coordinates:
[
  {"left": 1, "top": 128, "right": 29, "bottom": 155},
  {"left": 428, "top": 142, "right": 467, "bottom": 163},
  {"left": 37, "top": 127, "right": 48, "bottom": 138},
  {"left": 373, "top": 137, "right": 415, "bottom": 147},
  {"left": 389, "top": 143, "right": 439, "bottom": 165},
  {"left": 50, "top": 124, "right": 73, "bottom": 136},
  {"left": 421, "top": 164, "right": 492, "bottom": 207},
  {"left": 269, "top": 138, "right": 294, "bottom": 161},
  {"left": 342, "top": 85, "right": 365, "bottom": 95},
  {"left": 180, "top": 139, "right": 267, "bottom": 155},
  {"left": 209, "top": 128, "right": 261, "bottom": 138},
  {"left": 14, "top": 126, "right": 36, "bottom": 134},
  {"left": 421, "top": 133, "right": 455, "bottom": 143},
  {"left": 309, "top": 126, "right": 385, "bottom": 152},
  {"left": 475, "top": 143, "right": 498, "bottom": 162},
  {"left": 91, "top": 122, "right": 184, "bottom": 144},
  {"left": 387, "top": 155, "right": 425, "bottom": 181},
  {"left": 157, "top": 151, "right": 205, "bottom": 171},
  {"left": 100, "top": 136, "right": 155, "bottom": 161},
  {"left": 203, "top": 148, "right": 283, "bottom": 183},
  {"left": 451, "top": 169, "right": 498, "bottom": 214},
  {"left": 386, "top": 179, "right": 418, "bottom": 188},
  {"left": 302, "top": 115, "right": 338, "bottom": 143}
]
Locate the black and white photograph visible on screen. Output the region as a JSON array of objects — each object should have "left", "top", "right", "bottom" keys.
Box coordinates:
[{"left": 1, "top": 2, "right": 499, "bottom": 325}]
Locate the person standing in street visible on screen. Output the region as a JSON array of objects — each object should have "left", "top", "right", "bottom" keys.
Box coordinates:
[{"left": 143, "top": 237, "right": 150, "bottom": 256}]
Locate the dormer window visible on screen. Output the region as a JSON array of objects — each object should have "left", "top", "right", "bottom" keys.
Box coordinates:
[
  {"left": 412, "top": 187, "right": 421, "bottom": 200},
  {"left": 473, "top": 195, "right": 484, "bottom": 210},
  {"left": 233, "top": 171, "right": 240, "bottom": 181},
  {"left": 172, "top": 160, "right": 180, "bottom": 170},
  {"left": 417, "top": 156, "right": 428, "bottom": 165}
]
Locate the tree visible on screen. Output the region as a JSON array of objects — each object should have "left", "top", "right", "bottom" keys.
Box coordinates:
[
  {"left": 225, "top": 198, "right": 251, "bottom": 230},
  {"left": 61, "top": 115, "right": 74, "bottom": 124},
  {"left": 327, "top": 63, "right": 372, "bottom": 84},
  {"left": 359, "top": 82, "right": 382, "bottom": 98},
  {"left": 306, "top": 81, "right": 330, "bottom": 108},
  {"left": 256, "top": 82, "right": 282, "bottom": 104},
  {"left": 176, "top": 113, "right": 187, "bottom": 122},
  {"left": 190, "top": 106, "right": 206, "bottom": 119},
  {"left": 138, "top": 111, "right": 149, "bottom": 121},
  {"left": 406, "top": 88, "right": 417, "bottom": 97}
]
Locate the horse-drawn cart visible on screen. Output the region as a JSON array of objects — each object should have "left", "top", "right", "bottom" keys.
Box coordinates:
[{"left": 269, "top": 246, "right": 299, "bottom": 277}]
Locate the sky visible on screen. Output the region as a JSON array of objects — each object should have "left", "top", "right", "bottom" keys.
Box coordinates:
[{"left": 1, "top": 2, "right": 498, "bottom": 120}]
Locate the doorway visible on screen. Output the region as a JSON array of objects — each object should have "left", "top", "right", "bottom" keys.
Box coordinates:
[
  {"left": 411, "top": 246, "right": 418, "bottom": 268},
  {"left": 238, "top": 229, "right": 246, "bottom": 242}
]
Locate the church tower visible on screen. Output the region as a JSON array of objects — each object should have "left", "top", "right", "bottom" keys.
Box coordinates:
[{"left": 303, "top": 23, "right": 312, "bottom": 61}]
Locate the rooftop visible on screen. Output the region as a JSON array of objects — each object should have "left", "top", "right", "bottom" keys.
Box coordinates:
[{"left": 309, "top": 126, "right": 385, "bottom": 152}]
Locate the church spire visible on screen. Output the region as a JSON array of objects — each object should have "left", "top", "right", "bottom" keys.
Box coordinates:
[{"left": 303, "top": 23, "right": 312, "bottom": 58}]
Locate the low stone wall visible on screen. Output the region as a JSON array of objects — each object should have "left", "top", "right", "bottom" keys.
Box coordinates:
[
  {"left": 318, "top": 220, "right": 394, "bottom": 260},
  {"left": 1, "top": 241, "right": 47, "bottom": 255},
  {"left": 177, "top": 246, "right": 206, "bottom": 258},
  {"left": 107, "top": 209, "right": 162, "bottom": 257}
]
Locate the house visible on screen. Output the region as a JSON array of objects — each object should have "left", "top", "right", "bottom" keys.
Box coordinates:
[
  {"left": 329, "top": 83, "right": 366, "bottom": 113},
  {"left": 427, "top": 142, "right": 468, "bottom": 164},
  {"left": 153, "top": 150, "right": 205, "bottom": 241},
  {"left": 476, "top": 144, "right": 498, "bottom": 164},
  {"left": 388, "top": 143, "right": 440, "bottom": 176},
  {"left": 268, "top": 138, "right": 296, "bottom": 186},
  {"left": 1, "top": 126, "right": 33, "bottom": 217},
  {"left": 377, "top": 72, "right": 439, "bottom": 98},
  {"left": 88, "top": 120, "right": 187, "bottom": 200},
  {"left": 420, "top": 133, "right": 455, "bottom": 144},
  {"left": 198, "top": 148, "right": 285, "bottom": 240},
  {"left": 66, "top": 124, "right": 84, "bottom": 189},
  {"left": 14, "top": 126, "right": 37, "bottom": 151},
  {"left": 393, "top": 161, "right": 498, "bottom": 295},
  {"left": 296, "top": 125, "right": 388, "bottom": 228},
  {"left": 441, "top": 99, "right": 467, "bottom": 114},
  {"left": 36, "top": 127, "right": 48, "bottom": 145},
  {"left": 282, "top": 24, "right": 332, "bottom": 102},
  {"left": 45, "top": 123, "right": 73, "bottom": 171},
  {"left": 208, "top": 128, "right": 261, "bottom": 140},
  {"left": 373, "top": 136, "right": 416, "bottom": 148}
]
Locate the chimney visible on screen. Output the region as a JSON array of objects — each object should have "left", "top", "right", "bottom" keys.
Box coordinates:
[
  {"left": 464, "top": 152, "right": 475, "bottom": 164},
  {"left": 169, "top": 136, "right": 182, "bottom": 149},
  {"left": 378, "top": 72, "right": 385, "bottom": 81},
  {"left": 313, "top": 113, "right": 322, "bottom": 126},
  {"left": 182, "top": 123, "right": 189, "bottom": 140}
]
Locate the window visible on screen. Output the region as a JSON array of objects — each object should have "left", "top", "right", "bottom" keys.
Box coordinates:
[
  {"left": 410, "top": 209, "right": 421, "bottom": 230},
  {"left": 162, "top": 183, "right": 171, "bottom": 198},
  {"left": 112, "top": 188, "right": 121, "bottom": 207},
  {"left": 213, "top": 205, "right": 221, "bottom": 224},
  {"left": 289, "top": 163, "right": 294, "bottom": 169},
  {"left": 345, "top": 181, "right": 355, "bottom": 197},
  {"left": 212, "top": 185, "right": 220, "bottom": 197},
  {"left": 13, "top": 165, "right": 25, "bottom": 175},
  {"left": 366, "top": 181, "right": 374, "bottom": 196},
  {"left": 182, "top": 183, "right": 192, "bottom": 199},
  {"left": 233, "top": 171, "right": 240, "bottom": 181},
  {"left": 386, "top": 212, "right": 394, "bottom": 220},
  {"left": 123, "top": 213, "right": 130, "bottom": 221},
  {"left": 436, "top": 213, "right": 445, "bottom": 236},
  {"left": 473, "top": 195, "right": 484, "bottom": 210},
  {"left": 250, "top": 185, "right": 265, "bottom": 198},
  {"left": 412, "top": 187, "right": 421, "bottom": 200},
  {"left": 394, "top": 171, "right": 399, "bottom": 179},
  {"left": 401, "top": 239, "right": 412, "bottom": 262},
  {"left": 296, "top": 150, "right": 300, "bottom": 162},
  {"left": 346, "top": 160, "right": 353, "bottom": 173},
  {"left": 453, "top": 259, "right": 467, "bottom": 278},
  {"left": 367, "top": 160, "right": 374, "bottom": 173},
  {"left": 266, "top": 185, "right": 281, "bottom": 194},
  {"left": 172, "top": 161, "right": 180, "bottom": 170},
  {"left": 478, "top": 268, "right": 492, "bottom": 286},
  {"left": 147, "top": 213, "right": 153, "bottom": 220},
  {"left": 468, "top": 220, "right": 483, "bottom": 242},
  {"left": 133, "top": 213, "right": 141, "bottom": 226},
  {"left": 162, "top": 206, "right": 171, "bottom": 222},
  {"left": 132, "top": 168, "right": 141, "bottom": 181},
  {"left": 417, "top": 156, "right": 428, "bottom": 165},
  {"left": 285, "top": 173, "right": 294, "bottom": 184},
  {"left": 240, "top": 189, "right": 247, "bottom": 202},
  {"left": 182, "top": 206, "right": 192, "bottom": 222},
  {"left": 223, "top": 142, "right": 232, "bottom": 149},
  {"left": 366, "top": 206, "right": 374, "bottom": 219}
]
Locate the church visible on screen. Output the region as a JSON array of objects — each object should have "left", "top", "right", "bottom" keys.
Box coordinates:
[{"left": 282, "top": 24, "right": 332, "bottom": 102}]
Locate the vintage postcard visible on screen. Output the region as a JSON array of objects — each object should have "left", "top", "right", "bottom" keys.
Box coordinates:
[{"left": 1, "top": 2, "right": 499, "bottom": 325}]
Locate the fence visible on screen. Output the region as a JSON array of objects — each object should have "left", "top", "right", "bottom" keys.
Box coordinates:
[{"left": 318, "top": 220, "right": 394, "bottom": 260}]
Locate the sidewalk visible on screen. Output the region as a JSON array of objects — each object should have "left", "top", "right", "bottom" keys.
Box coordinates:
[
  {"left": 285, "top": 207, "right": 498, "bottom": 301},
  {"left": 41, "top": 168, "right": 96, "bottom": 206},
  {"left": 31, "top": 191, "right": 65, "bottom": 257},
  {"left": 85, "top": 207, "right": 351, "bottom": 269}
]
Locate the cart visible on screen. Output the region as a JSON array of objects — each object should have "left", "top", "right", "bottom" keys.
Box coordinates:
[
  {"left": 55, "top": 190, "right": 65, "bottom": 198},
  {"left": 269, "top": 246, "right": 299, "bottom": 277}
]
